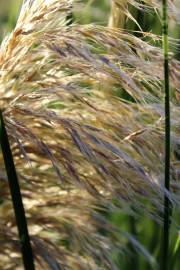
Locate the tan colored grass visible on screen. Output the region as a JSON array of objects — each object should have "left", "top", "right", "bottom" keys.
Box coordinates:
[
  {"left": 108, "top": 1, "right": 127, "bottom": 28},
  {"left": 112, "top": 0, "right": 180, "bottom": 24},
  {"left": 0, "top": 0, "right": 179, "bottom": 269}
]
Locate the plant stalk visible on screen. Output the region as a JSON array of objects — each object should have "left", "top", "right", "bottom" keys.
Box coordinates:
[
  {"left": 0, "top": 111, "right": 35, "bottom": 270},
  {"left": 160, "top": 0, "right": 171, "bottom": 269},
  {"left": 108, "top": 1, "right": 126, "bottom": 28}
]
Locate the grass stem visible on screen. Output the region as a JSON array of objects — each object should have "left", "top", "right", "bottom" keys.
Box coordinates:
[
  {"left": 160, "top": 0, "right": 171, "bottom": 269},
  {"left": 0, "top": 111, "right": 35, "bottom": 270}
]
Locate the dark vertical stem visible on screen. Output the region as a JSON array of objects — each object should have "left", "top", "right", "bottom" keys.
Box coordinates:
[
  {"left": 0, "top": 111, "right": 35, "bottom": 270},
  {"left": 160, "top": 0, "right": 171, "bottom": 269}
]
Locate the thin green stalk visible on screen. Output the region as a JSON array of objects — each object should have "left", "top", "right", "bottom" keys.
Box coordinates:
[
  {"left": 160, "top": 0, "right": 171, "bottom": 269},
  {"left": 0, "top": 111, "right": 35, "bottom": 270}
]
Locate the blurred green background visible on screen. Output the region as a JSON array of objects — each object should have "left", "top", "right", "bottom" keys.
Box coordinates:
[
  {"left": 0, "top": 0, "right": 21, "bottom": 40},
  {"left": 0, "top": 0, "right": 179, "bottom": 269}
]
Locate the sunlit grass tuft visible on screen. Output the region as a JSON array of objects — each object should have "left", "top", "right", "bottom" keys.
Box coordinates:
[{"left": 0, "top": 0, "right": 179, "bottom": 269}]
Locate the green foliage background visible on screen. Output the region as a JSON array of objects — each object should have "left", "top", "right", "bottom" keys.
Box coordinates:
[{"left": 0, "top": 0, "right": 179, "bottom": 269}]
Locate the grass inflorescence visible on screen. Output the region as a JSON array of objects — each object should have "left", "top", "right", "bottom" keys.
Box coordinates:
[{"left": 0, "top": 0, "right": 179, "bottom": 269}]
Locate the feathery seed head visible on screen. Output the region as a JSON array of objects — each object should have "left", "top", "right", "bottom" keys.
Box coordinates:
[{"left": 0, "top": 0, "right": 179, "bottom": 269}]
